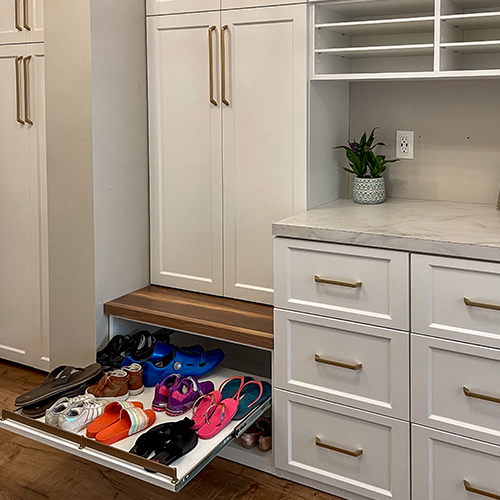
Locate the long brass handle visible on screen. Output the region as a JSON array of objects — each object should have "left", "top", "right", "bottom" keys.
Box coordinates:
[
  {"left": 463, "top": 386, "right": 500, "bottom": 405},
  {"left": 15, "top": 56, "right": 24, "bottom": 125},
  {"left": 221, "top": 24, "right": 229, "bottom": 106},
  {"left": 15, "top": 0, "right": 22, "bottom": 30},
  {"left": 464, "top": 480, "right": 500, "bottom": 499},
  {"left": 23, "top": 0, "right": 30, "bottom": 30},
  {"left": 315, "top": 275, "right": 362, "bottom": 288},
  {"left": 208, "top": 26, "right": 217, "bottom": 106},
  {"left": 315, "top": 353, "right": 362, "bottom": 371},
  {"left": 464, "top": 297, "right": 500, "bottom": 312},
  {"left": 23, "top": 56, "right": 33, "bottom": 125},
  {"left": 315, "top": 437, "right": 363, "bottom": 457}
]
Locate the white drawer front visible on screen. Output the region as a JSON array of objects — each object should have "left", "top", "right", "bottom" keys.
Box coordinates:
[
  {"left": 412, "top": 254, "right": 500, "bottom": 349},
  {"left": 413, "top": 425, "right": 500, "bottom": 500},
  {"left": 274, "top": 309, "right": 409, "bottom": 419},
  {"left": 412, "top": 334, "right": 500, "bottom": 445},
  {"left": 274, "top": 389, "right": 410, "bottom": 500},
  {"left": 274, "top": 238, "right": 409, "bottom": 330}
]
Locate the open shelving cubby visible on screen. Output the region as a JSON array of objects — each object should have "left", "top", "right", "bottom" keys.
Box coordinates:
[
  {"left": 313, "top": 0, "right": 436, "bottom": 79},
  {"left": 440, "top": 0, "right": 500, "bottom": 73}
]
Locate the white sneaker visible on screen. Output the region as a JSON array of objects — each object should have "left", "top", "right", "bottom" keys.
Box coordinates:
[
  {"left": 58, "top": 399, "right": 105, "bottom": 433},
  {"left": 45, "top": 394, "right": 95, "bottom": 427}
]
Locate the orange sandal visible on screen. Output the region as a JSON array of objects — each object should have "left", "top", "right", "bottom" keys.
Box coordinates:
[
  {"left": 95, "top": 407, "right": 156, "bottom": 445},
  {"left": 86, "top": 401, "right": 143, "bottom": 438}
]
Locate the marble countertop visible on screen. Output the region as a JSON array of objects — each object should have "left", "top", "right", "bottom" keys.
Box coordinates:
[{"left": 272, "top": 198, "right": 500, "bottom": 261}]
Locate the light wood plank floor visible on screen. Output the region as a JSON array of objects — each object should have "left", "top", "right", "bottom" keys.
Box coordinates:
[{"left": 0, "top": 359, "right": 343, "bottom": 500}]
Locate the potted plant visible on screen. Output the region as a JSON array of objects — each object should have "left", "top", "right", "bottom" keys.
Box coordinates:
[{"left": 336, "top": 128, "right": 398, "bottom": 204}]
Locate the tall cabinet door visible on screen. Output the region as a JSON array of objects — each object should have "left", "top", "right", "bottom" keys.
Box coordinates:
[
  {"left": 0, "top": 44, "right": 46, "bottom": 370},
  {"left": 221, "top": 4, "right": 307, "bottom": 305},
  {"left": 24, "top": 0, "right": 44, "bottom": 44},
  {"left": 148, "top": 12, "right": 224, "bottom": 296},
  {"left": 0, "top": 0, "right": 26, "bottom": 44}
]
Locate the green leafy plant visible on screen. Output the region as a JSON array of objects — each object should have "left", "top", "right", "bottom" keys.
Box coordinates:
[{"left": 335, "top": 127, "right": 398, "bottom": 178}]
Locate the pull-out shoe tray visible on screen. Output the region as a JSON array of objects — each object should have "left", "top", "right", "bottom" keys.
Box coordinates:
[{"left": 0, "top": 368, "right": 271, "bottom": 492}]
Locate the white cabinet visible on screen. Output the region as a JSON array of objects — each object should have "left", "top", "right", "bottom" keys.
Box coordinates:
[
  {"left": 148, "top": 11, "right": 224, "bottom": 296},
  {"left": 0, "top": 43, "right": 47, "bottom": 370},
  {"left": 147, "top": 0, "right": 220, "bottom": 16},
  {"left": 274, "top": 389, "right": 410, "bottom": 500},
  {"left": 148, "top": 4, "right": 307, "bottom": 304},
  {"left": 274, "top": 237, "right": 409, "bottom": 330},
  {"left": 221, "top": 6, "right": 307, "bottom": 303},
  {"left": 0, "top": 0, "right": 43, "bottom": 45},
  {"left": 413, "top": 425, "right": 500, "bottom": 500},
  {"left": 412, "top": 254, "right": 500, "bottom": 349},
  {"left": 275, "top": 231, "right": 500, "bottom": 499}
]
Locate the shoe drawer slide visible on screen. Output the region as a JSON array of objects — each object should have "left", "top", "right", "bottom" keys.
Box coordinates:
[{"left": 0, "top": 368, "right": 271, "bottom": 493}]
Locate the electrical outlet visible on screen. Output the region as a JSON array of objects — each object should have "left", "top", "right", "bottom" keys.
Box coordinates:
[{"left": 396, "top": 131, "right": 414, "bottom": 160}]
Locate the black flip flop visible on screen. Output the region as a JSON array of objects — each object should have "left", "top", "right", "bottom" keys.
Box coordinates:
[
  {"left": 19, "top": 383, "right": 88, "bottom": 419},
  {"left": 129, "top": 422, "right": 175, "bottom": 458},
  {"left": 150, "top": 419, "right": 198, "bottom": 467},
  {"left": 15, "top": 363, "right": 102, "bottom": 408}
]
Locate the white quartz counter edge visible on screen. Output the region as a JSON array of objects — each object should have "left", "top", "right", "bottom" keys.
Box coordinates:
[{"left": 272, "top": 198, "right": 500, "bottom": 262}]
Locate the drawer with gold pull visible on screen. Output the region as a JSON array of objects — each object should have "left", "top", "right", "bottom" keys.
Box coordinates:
[
  {"left": 274, "top": 389, "right": 410, "bottom": 500},
  {"left": 274, "top": 237, "right": 409, "bottom": 330},
  {"left": 412, "top": 334, "right": 500, "bottom": 445},
  {"left": 413, "top": 424, "right": 500, "bottom": 500},
  {"left": 274, "top": 309, "right": 409, "bottom": 419},
  {"left": 412, "top": 254, "right": 500, "bottom": 349}
]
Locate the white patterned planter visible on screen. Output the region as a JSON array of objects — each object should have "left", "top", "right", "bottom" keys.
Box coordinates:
[{"left": 353, "top": 177, "right": 386, "bottom": 204}]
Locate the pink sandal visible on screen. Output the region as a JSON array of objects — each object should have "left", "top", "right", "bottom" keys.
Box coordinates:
[
  {"left": 197, "top": 399, "right": 238, "bottom": 440},
  {"left": 191, "top": 391, "right": 222, "bottom": 430}
]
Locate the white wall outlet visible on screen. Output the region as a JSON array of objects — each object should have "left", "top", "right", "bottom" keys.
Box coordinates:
[{"left": 396, "top": 131, "right": 414, "bottom": 160}]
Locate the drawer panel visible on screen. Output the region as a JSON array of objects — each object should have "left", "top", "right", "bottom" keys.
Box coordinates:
[
  {"left": 413, "top": 425, "right": 500, "bottom": 500},
  {"left": 274, "top": 309, "right": 409, "bottom": 419},
  {"left": 412, "top": 254, "right": 500, "bottom": 349},
  {"left": 412, "top": 334, "right": 500, "bottom": 445},
  {"left": 274, "top": 238, "right": 409, "bottom": 330},
  {"left": 274, "top": 389, "right": 410, "bottom": 500}
]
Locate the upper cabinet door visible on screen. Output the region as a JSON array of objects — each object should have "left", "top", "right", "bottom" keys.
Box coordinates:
[
  {"left": 147, "top": 0, "right": 220, "bottom": 16},
  {"left": 24, "top": 0, "right": 44, "bottom": 43},
  {"left": 221, "top": 0, "right": 303, "bottom": 10},
  {"left": 0, "top": 0, "right": 26, "bottom": 44},
  {"left": 148, "top": 12, "right": 224, "bottom": 296},
  {"left": 222, "top": 4, "right": 307, "bottom": 305}
]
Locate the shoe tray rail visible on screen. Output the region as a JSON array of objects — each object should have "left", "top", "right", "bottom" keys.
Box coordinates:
[{"left": 0, "top": 395, "right": 272, "bottom": 492}]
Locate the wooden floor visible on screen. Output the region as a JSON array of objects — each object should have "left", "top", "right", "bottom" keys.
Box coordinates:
[{"left": 0, "top": 359, "right": 342, "bottom": 500}]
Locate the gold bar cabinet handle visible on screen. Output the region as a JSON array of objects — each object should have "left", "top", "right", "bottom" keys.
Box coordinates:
[
  {"left": 23, "top": 55, "right": 33, "bottom": 125},
  {"left": 315, "top": 437, "right": 363, "bottom": 457},
  {"left": 464, "top": 297, "right": 500, "bottom": 312},
  {"left": 23, "top": 0, "right": 30, "bottom": 30},
  {"left": 315, "top": 275, "right": 362, "bottom": 288},
  {"left": 15, "top": 56, "right": 24, "bottom": 124},
  {"left": 15, "top": 0, "right": 22, "bottom": 31},
  {"left": 463, "top": 386, "right": 500, "bottom": 405},
  {"left": 315, "top": 353, "right": 362, "bottom": 371},
  {"left": 208, "top": 26, "right": 217, "bottom": 106},
  {"left": 464, "top": 480, "right": 500, "bottom": 500},
  {"left": 221, "top": 24, "right": 229, "bottom": 106}
]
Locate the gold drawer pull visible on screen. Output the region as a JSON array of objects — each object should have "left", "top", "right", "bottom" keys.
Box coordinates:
[
  {"left": 315, "top": 437, "right": 363, "bottom": 457},
  {"left": 15, "top": 0, "right": 22, "bottom": 30},
  {"left": 463, "top": 387, "right": 500, "bottom": 405},
  {"left": 315, "top": 353, "right": 362, "bottom": 371},
  {"left": 464, "top": 480, "right": 500, "bottom": 499},
  {"left": 464, "top": 297, "right": 500, "bottom": 312},
  {"left": 314, "top": 275, "right": 362, "bottom": 288}
]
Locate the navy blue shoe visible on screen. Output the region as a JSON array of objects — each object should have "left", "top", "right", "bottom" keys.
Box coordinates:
[{"left": 142, "top": 347, "right": 225, "bottom": 387}]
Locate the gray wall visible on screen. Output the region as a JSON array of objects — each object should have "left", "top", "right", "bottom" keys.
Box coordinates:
[
  {"left": 45, "top": 0, "right": 149, "bottom": 368},
  {"left": 349, "top": 79, "right": 500, "bottom": 204}
]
